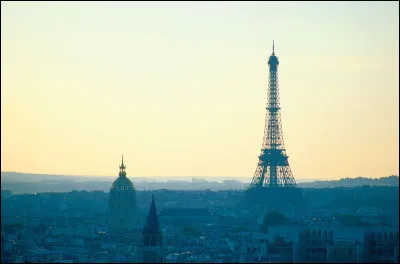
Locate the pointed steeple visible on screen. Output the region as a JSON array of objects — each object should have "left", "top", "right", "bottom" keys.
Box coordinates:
[
  {"left": 142, "top": 194, "right": 162, "bottom": 246},
  {"left": 119, "top": 154, "right": 126, "bottom": 177}
]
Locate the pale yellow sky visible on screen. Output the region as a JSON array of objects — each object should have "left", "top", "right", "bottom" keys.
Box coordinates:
[{"left": 1, "top": 2, "right": 399, "bottom": 180}]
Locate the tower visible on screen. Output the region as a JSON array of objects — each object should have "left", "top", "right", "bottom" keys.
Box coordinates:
[
  {"left": 108, "top": 155, "right": 139, "bottom": 232},
  {"left": 141, "top": 194, "right": 164, "bottom": 263},
  {"left": 248, "top": 42, "right": 298, "bottom": 191}
]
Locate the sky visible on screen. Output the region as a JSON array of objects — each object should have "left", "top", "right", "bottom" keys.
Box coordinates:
[{"left": 1, "top": 1, "right": 399, "bottom": 181}]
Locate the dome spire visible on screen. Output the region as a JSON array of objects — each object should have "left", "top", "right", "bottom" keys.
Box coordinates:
[{"left": 119, "top": 154, "right": 126, "bottom": 177}]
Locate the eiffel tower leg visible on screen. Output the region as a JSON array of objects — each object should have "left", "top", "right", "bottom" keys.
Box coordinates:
[{"left": 270, "top": 165, "right": 277, "bottom": 187}]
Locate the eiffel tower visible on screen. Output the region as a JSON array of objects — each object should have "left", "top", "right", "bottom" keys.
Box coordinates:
[{"left": 248, "top": 41, "right": 298, "bottom": 191}]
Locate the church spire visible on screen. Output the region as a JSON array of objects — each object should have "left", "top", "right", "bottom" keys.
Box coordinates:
[
  {"left": 142, "top": 194, "right": 162, "bottom": 246},
  {"left": 119, "top": 154, "right": 126, "bottom": 177}
]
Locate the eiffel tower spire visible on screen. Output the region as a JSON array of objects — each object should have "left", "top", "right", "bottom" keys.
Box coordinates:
[{"left": 272, "top": 40, "right": 275, "bottom": 55}]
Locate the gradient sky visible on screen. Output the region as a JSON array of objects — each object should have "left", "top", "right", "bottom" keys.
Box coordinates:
[{"left": 1, "top": 1, "right": 399, "bottom": 180}]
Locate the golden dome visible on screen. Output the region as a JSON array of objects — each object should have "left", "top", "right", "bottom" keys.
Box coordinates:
[
  {"left": 110, "top": 176, "right": 136, "bottom": 192},
  {"left": 108, "top": 155, "right": 137, "bottom": 225}
]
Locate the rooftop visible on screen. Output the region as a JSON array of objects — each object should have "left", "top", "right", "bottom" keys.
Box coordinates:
[{"left": 160, "top": 208, "right": 212, "bottom": 217}]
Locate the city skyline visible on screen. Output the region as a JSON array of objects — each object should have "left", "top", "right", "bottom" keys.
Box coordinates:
[{"left": 1, "top": 1, "right": 399, "bottom": 180}]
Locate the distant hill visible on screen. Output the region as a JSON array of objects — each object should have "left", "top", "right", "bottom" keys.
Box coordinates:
[
  {"left": 0, "top": 171, "right": 149, "bottom": 183},
  {"left": 298, "top": 175, "right": 399, "bottom": 188},
  {"left": 1, "top": 171, "right": 398, "bottom": 194}
]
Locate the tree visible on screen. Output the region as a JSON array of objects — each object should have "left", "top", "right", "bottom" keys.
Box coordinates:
[
  {"left": 260, "top": 211, "right": 288, "bottom": 233},
  {"left": 182, "top": 227, "right": 202, "bottom": 237}
]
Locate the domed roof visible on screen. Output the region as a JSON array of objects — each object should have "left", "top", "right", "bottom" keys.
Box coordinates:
[
  {"left": 110, "top": 176, "right": 136, "bottom": 192},
  {"left": 108, "top": 155, "right": 138, "bottom": 232},
  {"left": 110, "top": 155, "right": 136, "bottom": 192}
]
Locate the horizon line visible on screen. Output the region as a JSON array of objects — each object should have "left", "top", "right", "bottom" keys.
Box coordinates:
[{"left": 1, "top": 170, "right": 398, "bottom": 181}]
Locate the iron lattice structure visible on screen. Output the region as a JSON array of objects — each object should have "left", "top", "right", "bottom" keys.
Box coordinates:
[{"left": 248, "top": 42, "right": 298, "bottom": 190}]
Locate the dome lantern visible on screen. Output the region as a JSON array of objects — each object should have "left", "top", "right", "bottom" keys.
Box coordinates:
[{"left": 119, "top": 154, "right": 126, "bottom": 177}]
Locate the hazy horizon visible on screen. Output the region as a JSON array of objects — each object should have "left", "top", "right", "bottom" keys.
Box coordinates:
[
  {"left": 1, "top": 2, "right": 399, "bottom": 180},
  {"left": 1, "top": 170, "right": 397, "bottom": 184}
]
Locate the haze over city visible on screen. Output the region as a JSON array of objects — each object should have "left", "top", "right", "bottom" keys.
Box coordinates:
[
  {"left": 1, "top": 1, "right": 398, "bottom": 181},
  {"left": 1, "top": 2, "right": 399, "bottom": 264}
]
